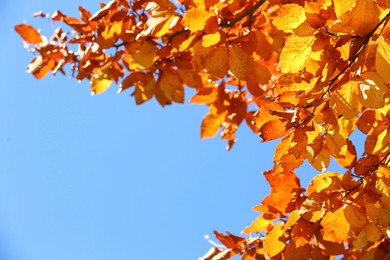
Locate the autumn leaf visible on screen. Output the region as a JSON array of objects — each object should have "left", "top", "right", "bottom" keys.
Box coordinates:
[
  {"left": 182, "top": 8, "right": 211, "bottom": 32},
  {"left": 271, "top": 4, "right": 306, "bottom": 33},
  {"left": 263, "top": 223, "right": 286, "bottom": 257},
  {"left": 90, "top": 72, "right": 112, "bottom": 95},
  {"left": 279, "top": 35, "right": 316, "bottom": 73},
  {"left": 15, "top": 24, "right": 43, "bottom": 44},
  {"left": 16, "top": 1, "right": 390, "bottom": 258},
  {"left": 321, "top": 206, "right": 350, "bottom": 243},
  {"left": 376, "top": 37, "right": 390, "bottom": 83}
]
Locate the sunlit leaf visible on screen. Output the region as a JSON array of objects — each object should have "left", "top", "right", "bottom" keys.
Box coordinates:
[
  {"left": 90, "top": 72, "right": 112, "bottom": 95},
  {"left": 272, "top": 4, "right": 306, "bottom": 33},
  {"left": 279, "top": 35, "right": 316, "bottom": 73},
  {"left": 321, "top": 206, "right": 350, "bottom": 243},
  {"left": 14, "top": 24, "right": 43, "bottom": 44}
]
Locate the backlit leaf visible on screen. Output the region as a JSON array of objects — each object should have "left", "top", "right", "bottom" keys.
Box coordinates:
[
  {"left": 182, "top": 8, "right": 211, "bottom": 32},
  {"left": 331, "top": 80, "right": 362, "bottom": 119},
  {"left": 14, "top": 24, "right": 43, "bottom": 44},
  {"left": 263, "top": 223, "right": 285, "bottom": 257},
  {"left": 321, "top": 206, "right": 350, "bottom": 243},
  {"left": 157, "top": 69, "right": 184, "bottom": 103},
  {"left": 350, "top": 0, "right": 380, "bottom": 37},
  {"left": 279, "top": 36, "right": 316, "bottom": 73},
  {"left": 229, "top": 45, "right": 253, "bottom": 80},
  {"left": 376, "top": 37, "right": 390, "bottom": 83},
  {"left": 272, "top": 4, "right": 306, "bottom": 33},
  {"left": 90, "top": 73, "right": 112, "bottom": 95}
]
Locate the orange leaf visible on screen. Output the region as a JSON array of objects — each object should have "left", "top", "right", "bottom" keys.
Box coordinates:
[
  {"left": 157, "top": 69, "right": 184, "bottom": 103},
  {"left": 263, "top": 223, "right": 286, "bottom": 257},
  {"left": 15, "top": 24, "right": 43, "bottom": 44},
  {"left": 182, "top": 8, "right": 211, "bottom": 32},
  {"left": 200, "top": 105, "right": 226, "bottom": 139},
  {"left": 229, "top": 45, "right": 253, "bottom": 80},
  {"left": 321, "top": 207, "right": 350, "bottom": 243}
]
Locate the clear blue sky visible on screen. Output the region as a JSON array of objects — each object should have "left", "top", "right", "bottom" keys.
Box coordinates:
[{"left": 0, "top": 1, "right": 347, "bottom": 260}]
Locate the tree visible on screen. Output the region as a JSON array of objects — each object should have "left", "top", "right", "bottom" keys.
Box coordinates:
[{"left": 14, "top": 0, "right": 390, "bottom": 258}]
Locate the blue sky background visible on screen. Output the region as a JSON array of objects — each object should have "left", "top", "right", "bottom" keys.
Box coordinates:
[{"left": 0, "top": 1, "right": 350, "bottom": 260}]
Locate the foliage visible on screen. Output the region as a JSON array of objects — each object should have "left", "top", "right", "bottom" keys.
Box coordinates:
[{"left": 15, "top": 0, "right": 390, "bottom": 258}]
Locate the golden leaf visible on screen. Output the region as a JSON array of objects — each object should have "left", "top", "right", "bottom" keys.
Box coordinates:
[
  {"left": 333, "top": 0, "right": 356, "bottom": 18},
  {"left": 204, "top": 47, "right": 229, "bottom": 78},
  {"left": 321, "top": 207, "right": 350, "bottom": 243},
  {"left": 90, "top": 73, "right": 112, "bottom": 95},
  {"left": 201, "top": 104, "right": 226, "bottom": 139},
  {"left": 229, "top": 45, "right": 253, "bottom": 80},
  {"left": 182, "top": 8, "right": 211, "bottom": 32},
  {"left": 157, "top": 69, "right": 184, "bottom": 103},
  {"left": 202, "top": 32, "right": 221, "bottom": 47},
  {"left": 279, "top": 36, "right": 316, "bottom": 73},
  {"left": 358, "top": 72, "right": 386, "bottom": 109},
  {"left": 263, "top": 223, "right": 286, "bottom": 257},
  {"left": 243, "top": 214, "right": 273, "bottom": 235},
  {"left": 127, "top": 41, "right": 158, "bottom": 70},
  {"left": 306, "top": 135, "right": 330, "bottom": 172},
  {"left": 272, "top": 4, "right": 306, "bottom": 33},
  {"left": 376, "top": 37, "right": 390, "bottom": 83},
  {"left": 331, "top": 81, "right": 362, "bottom": 119}
]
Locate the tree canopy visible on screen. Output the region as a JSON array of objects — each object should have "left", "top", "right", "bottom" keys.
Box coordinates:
[{"left": 15, "top": 0, "right": 390, "bottom": 258}]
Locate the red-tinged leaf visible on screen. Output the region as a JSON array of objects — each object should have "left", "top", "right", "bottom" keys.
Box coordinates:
[
  {"left": 51, "top": 10, "right": 66, "bottom": 21},
  {"left": 14, "top": 24, "right": 42, "bottom": 44},
  {"left": 213, "top": 231, "right": 245, "bottom": 249}
]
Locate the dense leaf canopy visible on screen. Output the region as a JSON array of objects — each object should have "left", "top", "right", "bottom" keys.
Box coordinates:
[{"left": 15, "top": 0, "right": 390, "bottom": 258}]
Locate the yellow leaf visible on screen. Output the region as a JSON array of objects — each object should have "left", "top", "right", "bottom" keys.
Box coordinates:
[
  {"left": 333, "top": 0, "right": 356, "bottom": 17},
  {"left": 325, "top": 132, "right": 347, "bottom": 158},
  {"left": 272, "top": 4, "right": 306, "bottom": 33},
  {"left": 90, "top": 73, "right": 112, "bottom": 95},
  {"left": 263, "top": 223, "right": 286, "bottom": 257},
  {"left": 182, "top": 8, "right": 211, "bottom": 32},
  {"left": 128, "top": 41, "right": 158, "bottom": 70},
  {"left": 376, "top": 37, "right": 390, "bottom": 83},
  {"left": 201, "top": 31, "right": 221, "bottom": 47},
  {"left": 204, "top": 47, "right": 230, "bottom": 78},
  {"left": 321, "top": 207, "right": 350, "bottom": 243},
  {"left": 229, "top": 45, "right": 253, "bottom": 80},
  {"left": 101, "top": 22, "right": 122, "bottom": 39},
  {"left": 307, "top": 172, "right": 343, "bottom": 196},
  {"left": 279, "top": 35, "right": 316, "bottom": 73},
  {"left": 350, "top": 0, "right": 380, "bottom": 37},
  {"left": 331, "top": 81, "right": 362, "bottom": 119},
  {"left": 358, "top": 72, "right": 386, "bottom": 109},
  {"left": 157, "top": 69, "right": 184, "bottom": 103},
  {"left": 243, "top": 214, "right": 273, "bottom": 235}
]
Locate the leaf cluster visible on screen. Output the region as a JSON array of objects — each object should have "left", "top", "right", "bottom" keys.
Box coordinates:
[{"left": 15, "top": 0, "right": 390, "bottom": 258}]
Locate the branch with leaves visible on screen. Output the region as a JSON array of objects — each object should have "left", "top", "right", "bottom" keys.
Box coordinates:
[{"left": 15, "top": 0, "right": 390, "bottom": 258}]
